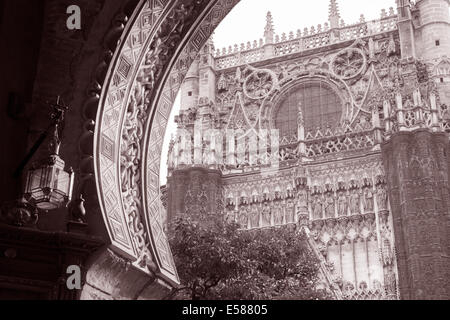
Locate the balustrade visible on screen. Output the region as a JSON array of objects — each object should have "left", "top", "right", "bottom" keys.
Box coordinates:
[{"left": 214, "top": 15, "right": 398, "bottom": 70}]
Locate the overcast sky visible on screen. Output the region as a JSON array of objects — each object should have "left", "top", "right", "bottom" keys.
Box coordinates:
[
  {"left": 160, "top": 0, "right": 397, "bottom": 184},
  {"left": 213, "top": 0, "right": 396, "bottom": 50}
]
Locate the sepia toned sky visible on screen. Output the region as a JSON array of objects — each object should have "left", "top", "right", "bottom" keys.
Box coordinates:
[
  {"left": 160, "top": 0, "right": 398, "bottom": 184},
  {"left": 213, "top": 0, "right": 396, "bottom": 50}
]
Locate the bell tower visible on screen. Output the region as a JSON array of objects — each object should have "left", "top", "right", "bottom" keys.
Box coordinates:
[
  {"left": 198, "top": 37, "right": 216, "bottom": 106},
  {"left": 180, "top": 57, "right": 199, "bottom": 111},
  {"left": 415, "top": 0, "right": 450, "bottom": 60},
  {"left": 381, "top": 0, "right": 450, "bottom": 301}
]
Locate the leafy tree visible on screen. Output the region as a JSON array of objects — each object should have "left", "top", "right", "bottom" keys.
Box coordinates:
[{"left": 166, "top": 216, "right": 331, "bottom": 300}]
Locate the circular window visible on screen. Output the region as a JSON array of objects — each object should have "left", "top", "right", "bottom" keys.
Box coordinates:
[{"left": 275, "top": 82, "right": 342, "bottom": 142}]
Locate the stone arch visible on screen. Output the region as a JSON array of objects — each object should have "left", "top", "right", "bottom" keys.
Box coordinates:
[
  {"left": 5, "top": 0, "right": 450, "bottom": 302},
  {"left": 434, "top": 56, "right": 450, "bottom": 78},
  {"left": 75, "top": 0, "right": 240, "bottom": 299}
]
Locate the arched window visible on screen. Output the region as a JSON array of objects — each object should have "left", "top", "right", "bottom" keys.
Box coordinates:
[{"left": 275, "top": 82, "right": 342, "bottom": 141}]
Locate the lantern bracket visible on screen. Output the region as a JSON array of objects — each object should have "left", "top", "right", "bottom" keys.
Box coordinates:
[{"left": 13, "top": 97, "right": 68, "bottom": 178}]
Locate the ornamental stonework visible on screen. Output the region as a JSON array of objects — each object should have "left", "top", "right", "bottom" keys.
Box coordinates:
[{"left": 164, "top": 0, "right": 450, "bottom": 300}]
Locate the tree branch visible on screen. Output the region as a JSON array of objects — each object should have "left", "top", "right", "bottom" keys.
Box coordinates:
[{"left": 163, "top": 286, "right": 190, "bottom": 300}]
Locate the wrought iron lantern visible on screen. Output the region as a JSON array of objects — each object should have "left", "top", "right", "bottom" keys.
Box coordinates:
[
  {"left": 24, "top": 153, "right": 74, "bottom": 210},
  {"left": 22, "top": 97, "right": 74, "bottom": 211}
]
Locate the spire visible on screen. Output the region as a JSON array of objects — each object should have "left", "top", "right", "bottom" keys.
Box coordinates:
[
  {"left": 328, "top": 0, "right": 341, "bottom": 29},
  {"left": 264, "top": 11, "right": 274, "bottom": 44}
]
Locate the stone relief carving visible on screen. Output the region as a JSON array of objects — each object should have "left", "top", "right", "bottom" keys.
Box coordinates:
[
  {"left": 261, "top": 202, "right": 272, "bottom": 226},
  {"left": 239, "top": 206, "right": 248, "bottom": 229},
  {"left": 363, "top": 187, "right": 374, "bottom": 213},
  {"left": 296, "top": 189, "right": 308, "bottom": 215},
  {"left": 250, "top": 203, "right": 259, "bottom": 228},
  {"left": 243, "top": 65, "right": 279, "bottom": 100},
  {"left": 96, "top": 1, "right": 450, "bottom": 298},
  {"left": 337, "top": 191, "right": 348, "bottom": 217},
  {"left": 273, "top": 202, "right": 284, "bottom": 225},
  {"left": 285, "top": 199, "right": 295, "bottom": 224},
  {"left": 207, "top": 36, "right": 422, "bottom": 170},
  {"left": 331, "top": 47, "right": 367, "bottom": 80},
  {"left": 324, "top": 193, "right": 336, "bottom": 219},
  {"left": 120, "top": 0, "right": 212, "bottom": 277},
  {"left": 377, "top": 185, "right": 388, "bottom": 210},
  {"left": 312, "top": 195, "right": 323, "bottom": 220},
  {"left": 95, "top": 0, "right": 241, "bottom": 284},
  {"left": 349, "top": 189, "right": 361, "bottom": 215},
  {"left": 80, "top": 0, "right": 450, "bottom": 301}
]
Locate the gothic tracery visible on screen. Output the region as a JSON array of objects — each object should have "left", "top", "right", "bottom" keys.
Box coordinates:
[{"left": 92, "top": 0, "right": 450, "bottom": 301}]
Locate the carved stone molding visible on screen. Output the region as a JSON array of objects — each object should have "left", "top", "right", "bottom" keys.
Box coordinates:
[{"left": 93, "top": 0, "right": 240, "bottom": 285}]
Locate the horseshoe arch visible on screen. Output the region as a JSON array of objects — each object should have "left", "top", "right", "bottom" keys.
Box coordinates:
[{"left": 90, "top": 0, "right": 241, "bottom": 294}]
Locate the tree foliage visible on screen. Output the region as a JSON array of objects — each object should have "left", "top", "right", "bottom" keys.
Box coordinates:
[{"left": 167, "top": 216, "right": 330, "bottom": 300}]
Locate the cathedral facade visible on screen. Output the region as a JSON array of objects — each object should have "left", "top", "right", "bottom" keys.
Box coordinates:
[
  {"left": 165, "top": 0, "right": 450, "bottom": 300},
  {"left": 0, "top": 0, "right": 449, "bottom": 300}
]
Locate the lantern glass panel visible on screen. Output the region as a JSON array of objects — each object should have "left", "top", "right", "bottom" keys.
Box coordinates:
[
  {"left": 26, "top": 168, "right": 43, "bottom": 194},
  {"left": 31, "top": 188, "right": 46, "bottom": 202},
  {"left": 41, "top": 166, "right": 53, "bottom": 188},
  {"left": 53, "top": 189, "right": 66, "bottom": 202},
  {"left": 56, "top": 170, "right": 70, "bottom": 196}
]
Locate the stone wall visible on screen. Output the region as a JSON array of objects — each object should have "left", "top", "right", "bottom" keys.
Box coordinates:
[
  {"left": 167, "top": 167, "right": 223, "bottom": 224},
  {"left": 80, "top": 249, "right": 172, "bottom": 300},
  {"left": 382, "top": 130, "right": 450, "bottom": 299}
]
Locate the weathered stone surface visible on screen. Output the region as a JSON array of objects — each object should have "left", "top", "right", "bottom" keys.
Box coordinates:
[
  {"left": 2, "top": 0, "right": 450, "bottom": 300},
  {"left": 137, "top": 279, "right": 173, "bottom": 300},
  {"left": 382, "top": 130, "right": 450, "bottom": 299}
]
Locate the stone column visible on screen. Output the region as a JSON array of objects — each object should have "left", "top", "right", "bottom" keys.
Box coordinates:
[
  {"left": 226, "top": 129, "right": 236, "bottom": 166},
  {"left": 430, "top": 93, "right": 441, "bottom": 131},
  {"left": 193, "top": 120, "right": 202, "bottom": 165},
  {"left": 298, "top": 102, "right": 306, "bottom": 156},
  {"left": 396, "top": 93, "right": 406, "bottom": 131},
  {"left": 382, "top": 130, "right": 450, "bottom": 299},
  {"left": 383, "top": 100, "right": 392, "bottom": 134},
  {"left": 372, "top": 105, "right": 383, "bottom": 144}
]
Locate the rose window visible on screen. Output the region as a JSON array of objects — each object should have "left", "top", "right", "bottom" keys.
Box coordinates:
[{"left": 275, "top": 82, "right": 342, "bottom": 142}]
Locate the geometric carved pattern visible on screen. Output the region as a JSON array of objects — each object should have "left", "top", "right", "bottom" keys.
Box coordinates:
[
  {"left": 142, "top": 0, "right": 239, "bottom": 281},
  {"left": 101, "top": 135, "right": 115, "bottom": 162},
  {"left": 117, "top": 56, "right": 133, "bottom": 79},
  {"left": 96, "top": 0, "right": 174, "bottom": 277},
  {"left": 95, "top": 0, "right": 240, "bottom": 285}
]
